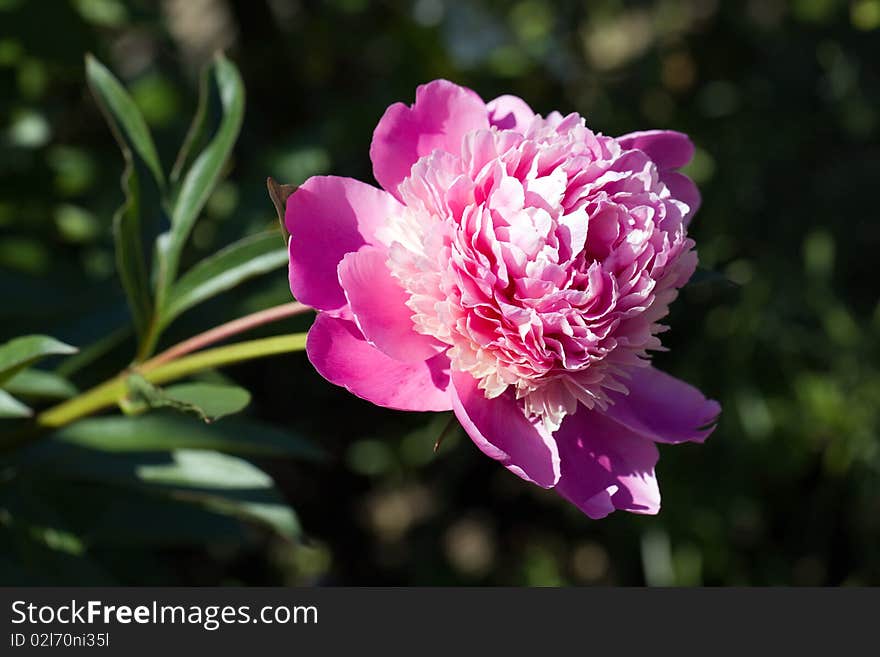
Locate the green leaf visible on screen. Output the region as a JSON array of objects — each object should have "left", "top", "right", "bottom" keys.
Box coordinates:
[
  {"left": 4, "top": 369, "right": 78, "bottom": 399},
  {"left": 85, "top": 55, "right": 164, "bottom": 189},
  {"left": 0, "top": 389, "right": 32, "bottom": 418},
  {"left": 12, "top": 447, "right": 301, "bottom": 543},
  {"left": 125, "top": 374, "right": 250, "bottom": 422},
  {"left": 198, "top": 496, "right": 300, "bottom": 540},
  {"left": 86, "top": 55, "right": 168, "bottom": 340},
  {"left": 136, "top": 449, "right": 271, "bottom": 488},
  {"left": 13, "top": 480, "right": 256, "bottom": 548},
  {"left": 50, "top": 412, "right": 323, "bottom": 459},
  {"left": 161, "top": 231, "right": 287, "bottom": 327},
  {"left": 112, "top": 181, "right": 155, "bottom": 341},
  {"left": 170, "top": 63, "right": 211, "bottom": 185},
  {"left": 0, "top": 335, "right": 77, "bottom": 385},
  {"left": 163, "top": 53, "right": 244, "bottom": 287}
]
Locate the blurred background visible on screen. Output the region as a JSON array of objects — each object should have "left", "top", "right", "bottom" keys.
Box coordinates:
[{"left": 0, "top": 0, "right": 878, "bottom": 585}]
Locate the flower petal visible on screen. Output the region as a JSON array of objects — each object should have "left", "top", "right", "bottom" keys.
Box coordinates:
[
  {"left": 286, "top": 176, "right": 404, "bottom": 311},
  {"left": 306, "top": 313, "right": 452, "bottom": 411},
  {"left": 370, "top": 80, "right": 489, "bottom": 200},
  {"left": 555, "top": 409, "right": 661, "bottom": 517},
  {"left": 486, "top": 94, "right": 535, "bottom": 131},
  {"left": 338, "top": 245, "right": 445, "bottom": 362},
  {"left": 617, "top": 129, "right": 695, "bottom": 170},
  {"left": 604, "top": 366, "right": 721, "bottom": 444},
  {"left": 661, "top": 170, "right": 701, "bottom": 224},
  {"left": 451, "top": 371, "right": 561, "bottom": 488}
]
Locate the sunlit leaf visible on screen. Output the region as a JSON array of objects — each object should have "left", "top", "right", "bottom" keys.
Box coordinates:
[
  {"left": 136, "top": 449, "right": 271, "bottom": 488},
  {"left": 162, "top": 53, "right": 244, "bottom": 286},
  {"left": 161, "top": 231, "right": 287, "bottom": 326},
  {"left": 4, "top": 369, "right": 78, "bottom": 399},
  {"left": 84, "top": 54, "right": 164, "bottom": 189},
  {"left": 12, "top": 446, "right": 301, "bottom": 542},
  {"left": 0, "top": 335, "right": 77, "bottom": 385},
  {"left": 125, "top": 374, "right": 251, "bottom": 422},
  {"left": 0, "top": 389, "right": 31, "bottom": 418},
  {"left": 86, "top": 55, "right": 168, "bottom": 340}
]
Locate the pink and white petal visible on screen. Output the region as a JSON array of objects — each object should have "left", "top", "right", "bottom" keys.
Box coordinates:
[
  {"left": 306, "top": 313, "right": 452, "bottom": 412},
  {"left": 604, "top": 366, "right": 721, "bottom": 444},
  {"left": 370, "top": 80, "right": 490, "bottom": 200},
  {"left": 661, "top": 170, "right": 701, "bottom": 224},
  {"left": 338, "top": 246, "right": 445, "bottom": 362},
  {"left": 451, "top": 371, "right": 560, "bottom": 489},
  {"left": 486, "top": 94, "right": 535, "bottom": 131},
  {"left": 555, "top": 409, "right": 661, "bottom": 516},
  {"left": 286, "top": 176, "right": 404, "bottom": 311},
  {"left": 616, "top": 130, "right": 695, "bottom": 170}
]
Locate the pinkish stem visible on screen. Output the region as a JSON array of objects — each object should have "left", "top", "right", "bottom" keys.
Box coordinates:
[{"left": 145, "top": 301, "right": 313, "bottom": 369}]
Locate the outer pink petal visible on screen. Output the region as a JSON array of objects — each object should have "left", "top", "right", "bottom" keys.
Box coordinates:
[
  {"left": 451, "top": 371, "right": 561, "bottom": 488},
  {"left": 661, "top": 170, "right": 701, "bottom": 224},
  {"left": 616, "top": 129, "right": 695, "bottom": 170},
  {"left": 370, "top": 80, "right": 490, "bottom": 200},
  {"left": 306, "top": 313, "right": 452, "bottom": 412},
  {"left": 555, "top": 409, "right": 661, "bottom": 517},
  {"left": 486, "top": 94, "right": 535, "bottom": 131},
  {"left": 338, "top": 246, "right": 445, "bottom": 362},
  {"left": 604, "top": 366, "right": 721, "bottom": 444},
  {"left": 286, "top": 176, "right": 404, "bottom": 311}
]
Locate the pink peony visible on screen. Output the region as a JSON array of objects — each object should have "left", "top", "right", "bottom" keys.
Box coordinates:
[{"left": 286, "top": 80, "right": 720, "bottom": 518}]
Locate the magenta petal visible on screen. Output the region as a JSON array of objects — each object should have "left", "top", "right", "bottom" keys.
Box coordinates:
[
  {"left": 306, "top": 313, "right": 452, "bottom": 412},
  {"left": 555, "top": 409, "right": 661, "bottom": 517},
  {"left": 451, "top": 371, "right": 560, "bottom": 488},
  {"left": 370, "top": 80, "right": 490, "bottom": 200},
  {"left": 661, "top": 170, "right": 701, "bottom": 223},
  {"left": 486, "top": 94, "right": 535, "bottom": 131},
  {"left": 338, "top": 246, "right": 445, "bottom": 362},
  {"left": 286, "top": 176, "right": 404, "bottom": 311},
  {"left": 617, "top": 129, "right": 695, "bottom": 170},
  {"left": 605, "top": 366, "right": 721, "bottom": 444}
]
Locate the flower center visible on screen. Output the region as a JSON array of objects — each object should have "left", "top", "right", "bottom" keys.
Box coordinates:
[{"left": 380, "top": 116, "right": 696, "bottom": 430}]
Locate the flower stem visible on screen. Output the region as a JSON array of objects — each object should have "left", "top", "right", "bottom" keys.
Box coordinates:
[
  {"left": 148, "top": 301, "right": 310, "bottom": 366},
  {"left": 31, "top": 302, "right": 314, "bottom": 432},
  {"left": 36, "top": 333, "right": 308, "bottom": 428}
]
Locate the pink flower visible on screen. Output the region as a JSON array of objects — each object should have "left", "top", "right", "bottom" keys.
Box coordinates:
[{"left": 286, "top": 80, "right": 720, "bottom": 518}]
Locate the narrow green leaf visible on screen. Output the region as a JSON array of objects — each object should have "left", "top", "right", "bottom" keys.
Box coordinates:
[
  {"left": 0, "top": 335, "right": 77, "bottom": 385},
  {"left": 112, "top": 173, "right": 155, "bottom": 339},
  {"left": 170, "top": 65, "right": 211, "bottom": 185},
  {"left": 12, "top": 446, "right": 301, "bottom": 542},
  {"left": 85, "top": 55, "right": 164, "bottom": 189},
  {"left": 136, "top": 449, "right": 271, "bottom": 488},
  {"left": 86, "top": 55, "right": 168, "bottom": 340},
  {"left": 161, "top": 232, "right": 287, "bottom": 326},
  {"left": 164, "top": 53, "right": 244, "bottom": 286},
  {"left": 4, "top": 369, "right": 78, "bottom": 400},
  {"left": 198, "top": 497, "right": 300, "bottom": 540},
  {"left": 25, "top": 481, "right": 255, "bottom": 547},
  {"left": 51, "top": 412, "right": 323, "bottom": 459},
  {"left": 0, "top": 389, "right": 32, "bottom": 418},
  {"left": 125, "top": 374, "right": 250, "bottom": 422}
]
